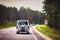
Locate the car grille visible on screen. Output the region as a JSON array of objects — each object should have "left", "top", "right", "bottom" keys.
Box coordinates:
[
  {"left": 20, "top": 27, "right": 25, "bottom": 31},
  {"left": 21, "top": 27, "right": 25, "bottom": 29}
]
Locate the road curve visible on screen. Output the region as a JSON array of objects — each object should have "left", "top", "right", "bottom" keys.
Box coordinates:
[{"left": 0, "top": 27, "right": 44, "bottom": 40}]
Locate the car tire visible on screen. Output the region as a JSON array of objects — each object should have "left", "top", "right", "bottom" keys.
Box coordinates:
[
  {"left": 27, "top": 31, "right": 29, "bottom": 34},
  {"left": 16, "top": 31, "right": 19, "bottom": 34}
]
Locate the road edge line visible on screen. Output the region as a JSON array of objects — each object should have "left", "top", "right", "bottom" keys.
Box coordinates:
[
  {"left": 32, "top": 32, "right": 38, "bottom": 40},
  {"left": 34, "top": 26, "right": 52, "bottom": 40}
]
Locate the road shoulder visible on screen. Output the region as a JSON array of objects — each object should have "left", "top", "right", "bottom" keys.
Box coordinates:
[{"left": 34, "top": 26, "right": 52, "bottom": 40}]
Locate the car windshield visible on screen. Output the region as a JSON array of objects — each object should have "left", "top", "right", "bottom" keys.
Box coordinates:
[{"left": 18, "top": 21, "right": 28, "bottom": 25}]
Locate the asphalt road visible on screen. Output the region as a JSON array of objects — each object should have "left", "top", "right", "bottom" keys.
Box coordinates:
[{"left": 0, "top": 27, "right": 45, "bottom": 40}]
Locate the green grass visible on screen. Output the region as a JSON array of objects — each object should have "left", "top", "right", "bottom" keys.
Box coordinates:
[
  {"left": 0, "top": 26, "right": 15, "bottom": 29},
  {"left": 0, "top": 21, "right": 16, "bottom": 29},
  {"left": 35, "top": 25, "right": 60, "bottom": 40}
]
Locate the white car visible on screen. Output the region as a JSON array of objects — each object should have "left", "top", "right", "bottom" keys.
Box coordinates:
[{"left": 16, "top": 20, "right": 30, "bottom": 34}]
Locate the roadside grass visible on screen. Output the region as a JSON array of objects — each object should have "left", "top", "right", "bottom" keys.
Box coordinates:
[
  {"left": 0, "top": 26, "right": 16, "bottom": 29},
  {"left": 35, "top": 25, "right": 60, "bottom": 40},
  {"left": 0, "top": 21, "right": 16, "bottom": 29}
]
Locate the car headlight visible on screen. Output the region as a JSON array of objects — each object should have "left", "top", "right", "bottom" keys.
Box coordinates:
[{"left": 16, "top": 26, "right": 21, "bottom": 30}]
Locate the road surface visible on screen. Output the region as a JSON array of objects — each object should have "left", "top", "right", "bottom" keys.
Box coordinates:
[{"left": 0, "top": 27, "right": 45, "bottom": 40}]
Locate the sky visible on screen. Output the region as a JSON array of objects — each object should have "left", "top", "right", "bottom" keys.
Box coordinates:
[{"left": 0, "top": 0, "right": 44, "bottom": 11}]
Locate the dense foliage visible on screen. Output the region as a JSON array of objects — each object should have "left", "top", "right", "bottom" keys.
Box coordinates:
[
  {"left": 43, "top": 0, "right": 60, "bottom": 29},
  {"left": 0, "top": 4, "right": 46, "bottom": 26}
]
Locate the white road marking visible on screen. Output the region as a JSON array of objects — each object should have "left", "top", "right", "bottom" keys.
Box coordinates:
[
  {"left": 30, "top": 27, "right": 38, "bottom": 40},
  {"left": 32, "top": 33, "right": 38, "bottom": 40},
  {"left": 34, "top": 26, "right": 52, "bottom": 40}
]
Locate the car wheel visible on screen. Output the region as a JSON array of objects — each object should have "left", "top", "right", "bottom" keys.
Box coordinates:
[
  {"left": 27, "top": 31, "right": 29, "bottom": 34},
  {"left": 16, "top": 31, "right": 19, "bottom": 34}
]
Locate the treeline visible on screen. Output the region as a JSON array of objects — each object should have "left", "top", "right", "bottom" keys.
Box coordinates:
[
  {"left": 0, "top": 4, "right": 46, "bottom": 26},
  {"left": 43, "top": 0, "right": 60, "bottom": 29}
]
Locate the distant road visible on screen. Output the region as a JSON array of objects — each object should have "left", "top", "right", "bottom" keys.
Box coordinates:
[{"left": 0, "top": 27, "right": 44, "bottom": 40}]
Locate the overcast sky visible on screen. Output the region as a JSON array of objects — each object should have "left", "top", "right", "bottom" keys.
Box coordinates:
[{"left": 0, "top": 0, "right": 44, "bottom": 11}]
